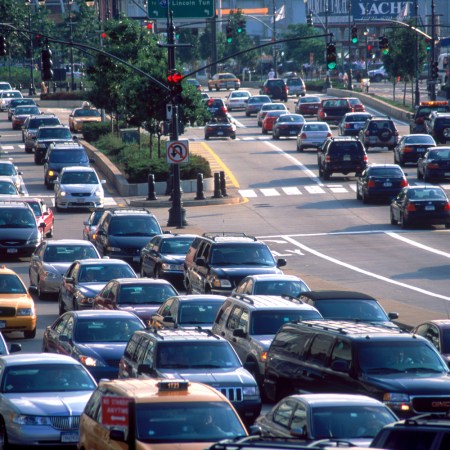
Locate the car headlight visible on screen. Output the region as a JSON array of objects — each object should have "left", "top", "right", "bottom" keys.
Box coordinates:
[
  {"left": 79, "top": 355, "right": 106, "bottom": 367},
  {"left": 383, "top": 392, "right": 411, "bottom": 412},
  {"left": 48, "top": 170, "right": 55, "bottom": 177},
  {"left": 243, "top": 386, "right": 259, "bottom": 396},
  {"left": 17, "top": 308, "right": 34, "bottom": 316},
  {"left": 94, "top": 189, "right": 103, "bottom": 197},
  {"left": 27, "top": 236, "right": 42, "bottom": 245},
  {"left": 161, "top": 263, "right": 183, "bottom": 271},
  {"left": 212, "top": 278, "right": 232, "bottom": 288},
  {"left": 43, "top": 271, "right": 60, "bottom": 280},
  {"left": 59, "top": 191, "right": 67, "bottom": 197},
  {"left": 12, "top": 414, "right": 51, "bottom": 425}
]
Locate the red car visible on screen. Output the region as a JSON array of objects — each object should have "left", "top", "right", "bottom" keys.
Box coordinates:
[
  {"left": 346, "top": 97, "right": 366, "bottom": 112},
  {"left": 262, "top": 111, "right": 287, "bottom": 134},
  {"left": 295, "top": 95, "right": 322, "bottom": 116},
  {"left": 22, "top": 197, "right": 54, "bottom": 238}
]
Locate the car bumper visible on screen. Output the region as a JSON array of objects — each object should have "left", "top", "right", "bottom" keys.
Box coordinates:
[
  {"left": 40, "top": 276, "right": 63, "bottom": 294},
  {"left": 365, "top": 187, "right": 403, "bottom": 199},
  {"left": 84, "top": 364, "right": 119, "bottom": 382},
  {"left": 232, "top": 399, "right": 262, "bottom": 425},
  {"left": 0, "top": 246, "right": 38, "bottom": 258},
  {"left": 300, "top": 140, "right": 326, "bottom": 148},
  {"left": 424, "top": 168, "right": 450, "bottom": 179},
  {"left": 405, "top": 211, "right": 450, "bottom": 226},
  {"left": 6, "top": 422, "right": 80, "bottom": 446},
  {"left": 1, "top": 316, "right": 36, "bottom": 333},
  {"left": 275, "top": 128, "right": 302, "bottom": 137},
  {"left": 325, "top": 163, "right": 367, "bottom": 174},
  {"left": 102, "top": 250, "right": 141, "bottom": 265},
  {"left": 56, "top": 198, "right": 104, "bottom": 209},
  {"left": 400, "top": 152, "right": 424, "bottom": 163}
]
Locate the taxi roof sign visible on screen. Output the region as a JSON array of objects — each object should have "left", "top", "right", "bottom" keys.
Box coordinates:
[
  {"left": 157, "top": 380, "right": 190, "bottom": 392},
  {"left": 419, "top": 101, "right": 449, "bottom": 106}
]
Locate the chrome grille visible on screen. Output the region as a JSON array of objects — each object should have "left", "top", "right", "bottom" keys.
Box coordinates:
[
  {"left": 49, "top": 415, "right": 80, "bottom": 430},
  {"left": 219, "top": 387, "right": 243, "bottom": 402},
  {"left": 71, "top": 193, "right": 90, "bottom": 197}
]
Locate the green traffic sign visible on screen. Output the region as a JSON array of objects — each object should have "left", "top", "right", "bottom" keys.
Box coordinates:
[{"left": 147, "top": 0, "right": 215, "bottom": 19}]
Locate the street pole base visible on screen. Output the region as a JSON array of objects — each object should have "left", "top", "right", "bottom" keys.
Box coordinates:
[{"left": 167, "top": 205, "right": 187, "bottom": 227}]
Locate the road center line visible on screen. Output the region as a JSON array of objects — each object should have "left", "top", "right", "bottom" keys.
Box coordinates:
[
  {"left": 385, "top": 232, "right": 450, "bottom": 258},
  {"left": 281, "top": 235, "right": 450, "bottom": 301}
]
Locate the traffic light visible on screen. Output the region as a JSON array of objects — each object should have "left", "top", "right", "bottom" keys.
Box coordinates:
[
  {"left": 0, "top": 35, "right": 6, "bottom": 56},
  {"left": 146, "top": 21, "right": 154, "bottom": 33},
  {"left": 167, "top": 70, "right": 183, "bottom": 103},
  {"left": 307, "top": 12, "right": 313, "bottom": 27},
  {"left": 351, "top": 26, "right": 358, "bottom": 44},
  {"left": 34, "top": 34, "right": 43, "bottom": 47},
  {"left": 367, "top": 44, "right": 372, "bottom": 58},
  {"left": 326, "top": 43, "right": 337, "bottom": 70},
  {"left": 379, "top": 35, "right": 389, "bottom": 55},
  {"left": 226, "top": 23, "right": 233, "bottom": 43},
  {"left": 41, "top": 47, "right": 53, "bottom": 81},
  {"left": 431, "top": 61, "right": 439, "bottom": 79},
  {"left": 237, "top": 19, "right": 246, "bottom": 33}
]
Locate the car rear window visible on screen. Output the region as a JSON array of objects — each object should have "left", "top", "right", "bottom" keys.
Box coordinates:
[
  {"left": 369, "top": 121, "right": 395, "bottom": 130},
  {"left": 49, "top": 150, "right": 87, "bottom": 163},
  {"left": 29, "top": 118, "right": 60, "bottom": 128},
  {"left": 268, "top": 80, "right": 285, "bottom": 87},
  {"left": 303, "top": 124, "right": 329, "bottom": 131},
  {"left": 301, "top": 97, "right": 320, "bottom": 103},
  {"left": 330, "top": 142, "right": 364, "bottom": 154},
  {"left": 346, "top": 114, "right": 371, "bottom": 122},
  {"left": 404, "top": 135, "right": 435, "bottom": 144},
  {"left": 323, "top": 99, "right": 349, "bottom": 108},
  {"left": 369, "top": 167, "right": 404, "bottom": 177}
]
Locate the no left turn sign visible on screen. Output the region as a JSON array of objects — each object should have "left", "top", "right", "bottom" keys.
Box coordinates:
[{"left": 166, "top": 140, "right": 189, "bottom": 164}]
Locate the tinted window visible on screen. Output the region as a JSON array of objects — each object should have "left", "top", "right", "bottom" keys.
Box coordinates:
[
  {"left": 210, "top": 244, "right": 276, "bottom": 266},
  {"left": 404, "top": 135, "right": 436, "bottom": 144},
  {"left": 314, "top": 299, "right": 388, "bottom": 321},
  {"left": 0, "top": 274, "right": 27, "bottom": 294},
  {"left": 39, "top": 128, "right": 72, "bottom": 139},
  {"left": 329, "top": 142, "right": 364, "bottom": 155},
  {"left": 270, "top": 327, "right": 310, "bottom": 358},
  {"left": 44, "top": 245, "right": 98, "bottom": 262},
  {"left": 306, "top": 334, "right": 334, "bottom": 365},
  {"left": 74, "top": 317, "right": 144, "bottom": 342},
  {"left": 109, "top": 216, "right": 162, "bottom": 236},
  {"left": 117, "top": 284, "right": 177, "bottom": 305},
  {"left": 49, "top": 150, "right": 87, "bottom": 163},
  {"left": 369, "top": 168, "right": 404, "bottom": 177},
  {"left": 0, "top": 208, "right": 35, "bottom": 227},
  {"left": 29, "top": 118, "right": 60, "bottom": 128},
  {"left": 380, "top": 429, "right": 437, "bottom": 450},
  {"left": 251, "top": 310, "right": 322, "bottom": 334}
]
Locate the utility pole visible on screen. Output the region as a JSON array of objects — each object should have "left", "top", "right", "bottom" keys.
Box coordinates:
[
  {"left": 430, "top": 0, "right": 436, "bottom": 101},
  {"left": 414, "top": 0, "right": 420, "bottom": 106},
  {"left": 272, "top": 0, "right": 277, "bottom": 77}
]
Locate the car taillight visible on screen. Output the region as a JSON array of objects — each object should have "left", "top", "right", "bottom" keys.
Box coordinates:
[
  {"left": 400, "top": 179, "right": 409, "bottom": 187},
  {"left": 394, "top": 130, "right": 399, "bottom": 136},
  {"left": 444, "top": 202, "right": 450, "bottom": 211},
  {"left": 325, "top": 155, "right": 331, "bottom": 162},
  {"left": 300, "top": 133, "right": 307, "bottom": 139},
  {"left": 283, "top": 86, "right": 288, "bottom": 92},
  {"left": 221, "top": 106, "right": 227, "bottom": 113},
  {"left": 427, "top": 163, "right": 439, "bottom": 169},
  {"left": 403, "top": 146, "right": 413, "bottom": 152},
  {"left": 345, "top": 123, "right": 351, "bottom": 128},
  {"left": 327, "top": 132, "right": 332, "bottom": 137},
  {"left": 264, "top": 87, "right": 269, "bottom": 93},
  {"left": 367, "top": 180, "right": 376, "bottom": 188},
  {"left": 416, "top": 117, "right": 424, "bottom": 124},
  {"left": 363, "top": 155, "right": 368, "bottom": 162},
  {"left": 406, "top": 202, "right": 416, "bottom": 212},
  {"left": 319, "top": 110, "right": 325, "bottom": 118}
]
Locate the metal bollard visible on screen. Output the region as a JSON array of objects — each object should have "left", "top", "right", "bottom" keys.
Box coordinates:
[
  {"left": 52, "top": 82, "right": 57, "bottom": 93},
  {"left": 195, "top": 173, "right": 205, "bottom": 200},
  {"left": 146, "top": 174, "right": 157, "bottom": 201},
  {"left": 212, "top": 172, "right": 222, "bottom": 198},
  {"left": 219, "top": 171, "right": 228, "bottom": 197},
  {"left": 65, "top": 82, "right": 70, "bottom": 92}
]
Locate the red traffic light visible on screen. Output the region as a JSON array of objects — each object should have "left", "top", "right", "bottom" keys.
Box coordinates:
[
  {"left": 146, "top": 22, "right": 153, "bottom": 30},
  {"left": 367, "top": 45, "right": 372, "bottom": 51},
  {"left": 101, "top": 32, "right": 107, "bottom": 39},
  {"left": 168, "top": 72, "right": 183, "bottom": 83}
]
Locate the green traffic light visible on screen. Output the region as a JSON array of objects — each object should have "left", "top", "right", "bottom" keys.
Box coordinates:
[
  {"left": 227, "top": 37, "right": 232, "bottom": 43},
  {"left": 351, "top": 37, "right": 358, "bottom": 44},
  {"left": 327, "top": 62, "right": 337, "bottom": 70},
  {"left": 382, "top": 48, "right": 389, "bottom": 55},
  {"left": 237, "top": 27, "right": 242, "bottom": 33}
]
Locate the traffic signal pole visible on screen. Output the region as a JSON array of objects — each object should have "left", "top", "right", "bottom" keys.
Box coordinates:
[{"left": 430, "top": 0, "right": 436, "bottom": 101}]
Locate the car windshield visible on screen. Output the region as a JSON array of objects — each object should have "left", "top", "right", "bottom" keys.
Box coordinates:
[
  {"left": 358, "top": 341, "right": 448, "bottom": 374},
  {"left": 38, "top": 128, "right": 71, "bottom": 139},
  {"left": 74, "top": 109, "right": 101, "bottom": 117},
  {"left": 2, "top": 363, "right": 96, "bottom": 393},
  {"left": 29, "top": 118, "right": 60, "bottom": 128},
  {"left": 108, "top": 217, "right": 161, "bottom": 237},
  {"left": 249, "top": 96, "right": 270, "bottom": 104},
  {"left": 74, "top": 317, "right": 144, "bottom": 343},
  {"left": 330, "top": 142, "right": 363, "bottom": 155},
  {"left": 0, "top": 209, "right": 34, "bottom": 227},
  {"left": 314, "top": 299, "right": 389, "bottom": 321},
  {"left": 312, "top": 405, "right": 396, "bottom": 439},
  {"left": 179, "top": 302, "right": 223, "bottom": 325},
  {"left": 0, "top": 165, "right": 15, "bottom": 176},
  {"left": 404, "top": 136, "right": 436, "bottom": 144},
  {"left": 253, "top": 280, "right": 310, "bottom": 296},
  {"left": 157, "top": 342, "right": 241, "bottom": 369},
  {"left": 250, "top": 310, "right": 322, "bottom": 335},
  {"left": 0, "top": 274, "right": 27, "bottom": 294},
  {"left": 14, "top": 106, "right": 39, "bottom": 115},
  {"left": 0, "top": 83, "right": 11, "bottom": 90},
  {"left": 210, "top": 244, "right": 276, "bottom": 266},
  {"left": 2, "top": 92, "right": 21, "bottom": 99},
  {"left": 60, "top": 171, "right": 98, "bottom": 185},
  {"left": 44, "top": 245, "right": 98, "bottom": 262},
  {"left": 0, "top": 182, "right": 18, "bottom": 195},
  {"left": 160, "top": 238, "right": 194, "bottom": 254},
  {"left": 136, "top": 401, "right": 246, "bottom": 443},
  {"left": 117, "top": 284, "right": 177, "bottom": 305},
  {"left": 78, "top": 264, "right": 135, "bottom": 283},
  {"left": 50, "top": 150, "right": 86, "bottom": 163}
]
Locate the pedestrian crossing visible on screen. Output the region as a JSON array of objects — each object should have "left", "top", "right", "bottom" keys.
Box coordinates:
[{"left": 239, "top": 183, "right": 450, "bottom": 198}]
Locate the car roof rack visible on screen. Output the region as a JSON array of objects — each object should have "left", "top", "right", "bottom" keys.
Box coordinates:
[{"left": 202, "top": 232, "right": 258, "bottom": 241}]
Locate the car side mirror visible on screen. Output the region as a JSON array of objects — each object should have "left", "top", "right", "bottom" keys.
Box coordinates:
[
  {"left": 248, "top": 425, "right": 262, "bottom": 436},
  {"left": 233, "top": 328, "right": 246, "bottom": 338},
  {"left": 388, "top": 312, "right": 399, "bottom": 320},
  {"left": 276, "top": 258, "right": 287, "bottom": 268},
  {"left": 64, "top": 277, "right": 75, "bottom": 285},
  {"left": 290, "top": 427, "right": 308, "bottom": 438},
  {"left": 137, "top": 363, "right": 153, "bottom": 375},
  {"left": 101, "top": 180, "right": 107, "bottom": 184}
]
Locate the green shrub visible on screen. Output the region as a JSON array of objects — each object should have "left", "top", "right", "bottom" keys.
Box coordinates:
[
  {"left": 40, "top": 91, "right": 87, "bottom": 100},
  {"left": 82, "top": 123, "right": 112, "bottom": 142}
]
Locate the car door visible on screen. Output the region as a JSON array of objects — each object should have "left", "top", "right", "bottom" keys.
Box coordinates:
[
  {"left": 44, "top": 313, "right": 70, "bottom": 353},
  {"left": 60, "top": 262, "right": 80, "bottom": 311},
  {"left": 29, "top": 242, "right": 46, "bottom": 287},
  {"left": 191, "top": 241, "right": 211, "bottom": 294},
  {"left": 141, "top": 236, "right": 158, "bottom": 276},
  {"left": 93, "top": 281, "right": 114, "bottom": 310},
  {"left": 391, "top": 190, "right": 407, "bottom": 222},
  {"left": 222, "top": 305, "right": 250, "bottom": 363}
]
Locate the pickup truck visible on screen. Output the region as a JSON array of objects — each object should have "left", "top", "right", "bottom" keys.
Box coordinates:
[
  {"left": 408, "top": 100, "right": 450, "bottom": 133},
  {"left": 317, "top": 98, "right": 353, "bottom": 125}
]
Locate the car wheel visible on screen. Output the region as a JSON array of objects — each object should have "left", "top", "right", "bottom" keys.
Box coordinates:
[
  {"left": 362, "top": 190, "right": 369, "bottom": 204},
  {"left": 374, "top": 74, "right": 382, "bottom": 82},
  {"left": 398, "top": 158, "right": 405, "bottom": 167},
  {"left": 445, "top": 223, "right": 450, "bottom": 229},
  {"left": 273, "top": 132, "right": 279, "bottom": 140},
  {"left": 423, "top": 172, "right": 430, "bottom": 183},
  {"left": 0, "top": 416, "right": 8, "bottom": 450},
  {"left": 208, "top": 85, "right": 212, "bottom": 91},
  {"left": 37, "top": 278, "right": 46, "bottom": 300},
  {"left": 262, "top": 128, "right": 267, "bottom": 135},
  {"left": 24, "top": 328, "right": 36, "bottom": 339},
  {"left": 25, "top": 146, "right": 32, "bottom": 154},
  {"left": 154, "top": 266, "right": 162, "bottom": 279},
  {"left": 215, "top": 86, "right": 220, "bottom": 91},
  {"left": 231, "top": 134, "right": 236, "bottom": 140},
  {"left": 205, "top": 135, "right": 209, "bottom": 140},
  {"left": 323, "top": 170, "right": 331, "bottom": 180},
  {"left": 245, "top": 113, "right": 250, "bottom": 117},
  {"left": 58, "top": 293, "right": 66, "bottom": 315},
  {"left": 318, "top": 165, "right": 324, "bottom": 178}
]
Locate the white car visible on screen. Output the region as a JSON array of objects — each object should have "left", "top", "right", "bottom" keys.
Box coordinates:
[
  {"left": 296, "top": 121, "right": 332, "bottom": 152},
  {"left": 257, "top": 102, "right": 289, "bottom": 126},
  {"left": 0, "top": 176, "right": 22, "bottom": 196},
  {"left": 0, "top": 90, "right": 23, "bottom": 111},
  {"left": 225, "top": 90, "right": 251, "bottom": 111},
  {"left": 0, "top": 160, "right": 23, "bottom": 193},
  {"left": 0, "top": 81, "right": 12, "bottom": 94},
  {"left": 54, "top": 166, "right": 105, "bottom": 211}
]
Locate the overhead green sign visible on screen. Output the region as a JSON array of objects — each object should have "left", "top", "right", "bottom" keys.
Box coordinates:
[{"left": 147, "top": 0, "right": 215, "bottom": 19}]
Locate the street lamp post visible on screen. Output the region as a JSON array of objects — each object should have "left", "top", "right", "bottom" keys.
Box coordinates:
[
  {"left": 25, "top": 0, "right": 42, "bottom": 97},
  {"left": 272, "top": 0, "right": 277, "bottom": 77},
  {"left": 414, "top": 0, "right": 420, "bottom": 106},
  {"left": 67, "top": 0, "right": 75, "bottom": 91},
  {"left": 429, "top": 0, "right": 436, "bottom": 101}
]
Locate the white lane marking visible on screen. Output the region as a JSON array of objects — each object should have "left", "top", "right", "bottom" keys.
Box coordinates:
[
  {"left": 304, "top": 185, "right": 326, "bottom": 194},
  {"left": 260, "top": 188, "right": 280, "bottom": 196},
  {"left": 329, "top": 186, "right": 348, "bottom": 193},
  {"left": 0, "top": 146, "right": 14, "bottom": 150},
  {"left": 386, "top": 232, "right": 450, "bottom": 258},
  {"left": 238, "top": 189, "right": 257, "bottom": 197},
  {"left": 282, "top": 187, "right": 302, "bottom": 195},
  {"left": 281, "top": 234, "right": 450, "bottom": 301}
]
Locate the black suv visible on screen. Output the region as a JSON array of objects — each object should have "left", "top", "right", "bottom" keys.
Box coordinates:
[
  {"left": 183, "top": 232, "right": 286, "bottom": 296},
  {"left": 317, "top": 137, "right": 367, "bottom": 180},
  {"left": 22, "top": 114, "right": 61, "bottom": 153},
  {"left": 263, "top": 320, "right": 450, "bottom": 418},
  {"left": 92, "top": 207, "right": 162, "bottom": 266},
  {"left": 426, "top": 112, "right": 450, "bottom": 144},
  {"left": 43, "top": 142, "right": 93, "bottom": 189},
  {"left": 211, "top": 293, "right": 323, "bottom": 386},
  {"left": 260, "top": 79, "right": 288, "bottom": 102},
  {"left": 118, "top": 328, "right": 262, "bottom": 425},
  {"left": 358, "top": 116, "right": 399, "bottom": 150},
  {"left": 33, "top": 125, "right": 75, "bottom": 164},
  {"left": 371, "top": 413, "right": 450, "bottom": 449}
]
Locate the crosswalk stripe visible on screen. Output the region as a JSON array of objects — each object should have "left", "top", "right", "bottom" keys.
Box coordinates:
[
  {"left": 329, "top": 185, "right": 348, "bottom": 193},
  {"left": 304, "top": 185, "right": 326, "bottom": 194},
  {"left": 260, "top": 188, "right": 280, "bottom": 196},
  {"left": 238, "top": 189, "right": 258, "bottom": 197},
  {"left": 282, "top": 187, "right": 302, "bottom": 195},
  {"left": 0, "top": 146, "right": 14, "bottom": 150}
]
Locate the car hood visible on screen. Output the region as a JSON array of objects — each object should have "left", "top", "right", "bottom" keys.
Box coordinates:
[
  {"left": 60, "top": 184, "right": 101, "bottom": 194},
  {"left": 0, "top": 228, "right": 38, "bottom": 240},
  {"left": 116, "top": 305, "right": 160, "bottom": 321},
  {"left": 157, "top": 367, "right": 255, "bottom": 385},
  {"left": 76, "top": 342, "right": 127, "bottom": 362},
  {"left": 76, "top": 282, "right": 106, "bottom": 296},
  {"left": 0, "top": 293, "right": 33, "bottom": 308},
  {"left": 37, "top": 138, "right": 72, "bottom": 143},
  {"left": 6, "top": 391, "right": 93, "bottom": 415},
  {"left": 212, "top": 266, "right": 283, "bottom": 278},
  {"left": 364, "top": 372, "right": 450, "bottom": 393},
  {"left": 47, "top": 262, "right": 72, "bottom": 276},
  {"left": 161, "top": 254, "right": 186, "bottom": 264},
  {"left": 251, "top": 335, "right": 275, "bottom": 350}
]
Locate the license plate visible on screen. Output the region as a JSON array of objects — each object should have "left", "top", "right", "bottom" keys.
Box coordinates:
[
  {"left": 76, "top": 197, "right": 86, "bottom": 203},
  {"left": 61, "top": 432, "right": 79, "bottom": 443},
  {"left": 7, "top": 248, "right": 17, "bottom": 254},
  {"left": 417, "top": 148, "right": 425, "bottom": 153},
  {"left": 343, "top": 155, "right": 351, "bottom": 161},
  {"left": 445, "top": 172, "right": 450, "bottom": 176},
  {"left": 290, "top": 130, "right": 297, "bottom": 135},
  {"left": 425, "top": 205, "right": 435, "bottom": 211},
  {"left": 383, "top": 182, "right": 392, "bottom": 187},
  {"left": 217, "top": 131, "right": 223, "bottom": 135},
  {"left": 133, "top": 256, "right": 140, "bottom": 262}
]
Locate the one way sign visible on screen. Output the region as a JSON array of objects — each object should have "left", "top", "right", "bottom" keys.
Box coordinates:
[{"left": 166, "top": 140, "right": 189, "bottom": 164}]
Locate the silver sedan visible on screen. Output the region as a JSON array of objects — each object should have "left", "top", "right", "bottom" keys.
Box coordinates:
[
  {"left": 28, "top": 239, "right": 100, "bottom": 299},
  {"left": 0, "top": 353, "right": 96, "bottom": 447},
  {"left": 296, "top": 121, "right": 332, "bottom": 152}
]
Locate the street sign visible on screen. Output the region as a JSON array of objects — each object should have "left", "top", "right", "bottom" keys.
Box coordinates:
[
  {"left": 166, "top": 140, "right": 189, "bottom": 164},
  {"left": 101, "top": 396, "right": 133, "bottom": 426},
  {"left": 166, "top": 104, "right": 173, "bottom": 120},
  {"left": 147, "top": 0, "right": 214, "bottom": 19}
]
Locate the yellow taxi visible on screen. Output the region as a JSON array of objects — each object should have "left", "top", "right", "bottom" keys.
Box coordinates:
[
  {"left": 0, "top": 265, "right": 36, "bottom": 339},
  {"left": 68, "top": 104, "right": 102, "bottom": 132},
  {"left": 78, "top": 379, "right": 248, "bottom": 450}
]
